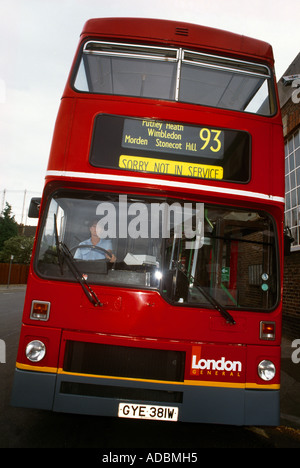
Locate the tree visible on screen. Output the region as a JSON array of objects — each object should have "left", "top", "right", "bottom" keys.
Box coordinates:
[
  {"left": 0, "top": 235, "right": 34, "bottom": 264},
  {"left": 0, "top": 203, "right": 18, "bottom": 250}
]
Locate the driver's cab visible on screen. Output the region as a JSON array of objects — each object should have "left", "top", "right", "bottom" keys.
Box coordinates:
[
  {"left": 34, "top": 189, "right": 279, "bottom": 313},
  {"left": 36, "top": 191, "right": 163, "bottom": 289}
]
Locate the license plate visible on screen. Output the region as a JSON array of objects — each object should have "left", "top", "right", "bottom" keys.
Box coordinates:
[{"left": 118, "top": 403, "right": 179, "bottom": 421}]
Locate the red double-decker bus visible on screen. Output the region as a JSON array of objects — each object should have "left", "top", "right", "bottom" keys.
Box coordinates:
[{"left": 12, "top": 18, "right": 285, "bottom": 425}]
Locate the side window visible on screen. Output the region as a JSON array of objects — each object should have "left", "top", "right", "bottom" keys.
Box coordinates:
[{"left": 38, "top": 199, "right": 65, "bottom": 264}]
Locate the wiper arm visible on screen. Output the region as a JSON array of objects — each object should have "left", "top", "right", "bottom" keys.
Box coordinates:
[
  {"left": 175, "top": 264, "right": 236, "bottom": 325},
  {"left": 191, "top": 278, "right": 236, "bottom": 325},
  {"left": 54, "top": 214, "right": 64, "bottom": 275},
  {"left": 54, "top": 215, "right": 102, "bottom": 307},
  {"left": 59, "top": 242, "right": 103, "bottom": 307}
]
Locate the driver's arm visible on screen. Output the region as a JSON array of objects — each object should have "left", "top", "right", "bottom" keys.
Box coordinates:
[{"left": 106, "top": 250, "right": 116, "bottom": 263}]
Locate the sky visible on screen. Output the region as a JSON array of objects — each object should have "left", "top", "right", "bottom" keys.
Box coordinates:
[{"left": 0, "top": 0, "right": 299, "bottom": 223}]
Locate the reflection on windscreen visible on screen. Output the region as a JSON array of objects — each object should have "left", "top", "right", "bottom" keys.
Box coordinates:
[
  {"left": 36, "top": 191, "right": 278, "bottom": 310},
  {"left": 74, "top": 41, "right": 276, "bottom": 116}
]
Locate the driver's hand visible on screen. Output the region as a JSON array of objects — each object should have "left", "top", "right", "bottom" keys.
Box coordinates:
[{"left": 106, "top": 252, "right": 116, "bottom": 263}]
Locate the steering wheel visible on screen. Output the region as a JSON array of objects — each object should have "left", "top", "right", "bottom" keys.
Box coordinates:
[{"left": 70, "top": 244, "right": 113, "bottom": 260}]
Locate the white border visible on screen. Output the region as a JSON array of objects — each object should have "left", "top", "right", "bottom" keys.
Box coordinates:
[{"left": 45, "top": 170, "right": 285, "bottom": 204}]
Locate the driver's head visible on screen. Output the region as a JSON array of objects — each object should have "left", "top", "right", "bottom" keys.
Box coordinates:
[
  {"left": 89, "top": 218, "right": 99, "bottom": 228},
  {"left": 89, "top": 218, "right": 103, "bottom": 238}
]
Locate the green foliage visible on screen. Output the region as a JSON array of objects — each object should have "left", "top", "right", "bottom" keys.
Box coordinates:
[
  {"left": 0, "top": 235, "right": 34, "bottom": 264},
  {"left": 0, "top": 202, "right": 18, "bottom": 250},
  {"left": 0, "top": 203, "right": 34, "bottom": 264}
]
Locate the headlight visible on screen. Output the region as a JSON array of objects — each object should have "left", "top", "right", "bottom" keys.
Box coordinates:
[
  {"left": 25, "top": 340, "right": 46, "bottom": 362},
  {"left": 258, "top": 360, "right": 276, "bottom": 381}
]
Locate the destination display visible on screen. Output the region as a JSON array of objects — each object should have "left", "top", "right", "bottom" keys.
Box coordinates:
[
  {"left": 89, "top": 114, "right": 250, "bottom": 183},
  {"left": 122, "top": 118, "right": 225, "bottom": 160}
]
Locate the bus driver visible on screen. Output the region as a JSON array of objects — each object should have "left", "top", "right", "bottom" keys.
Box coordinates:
[{"left": 74, "top": 219, "right": 116, "bottom": 263}]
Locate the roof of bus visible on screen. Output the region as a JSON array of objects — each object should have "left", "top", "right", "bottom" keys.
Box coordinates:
[{"left": 81, "top": 18, "right": 274, "bottom": 65}]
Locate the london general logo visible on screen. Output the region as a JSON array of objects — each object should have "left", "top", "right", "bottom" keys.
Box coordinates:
[{"left": 190, "top": 346, "right": 242, "bottom": 379}]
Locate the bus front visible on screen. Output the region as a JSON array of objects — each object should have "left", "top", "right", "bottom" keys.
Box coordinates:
[{"left": 11, "top": 18, "right": 284, "bottom": 426}]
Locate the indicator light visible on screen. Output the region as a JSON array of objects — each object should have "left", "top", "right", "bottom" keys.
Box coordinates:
[
  {"left": 260, "top": 321, "right": 275, "bottom": 340},
  {"left": 30, "top": 301, "right": 50, "bottom": 321}
]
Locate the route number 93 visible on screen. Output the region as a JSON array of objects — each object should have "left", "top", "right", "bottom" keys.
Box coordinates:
[{"left": 199, "top": 128, "right": 222, "bottom": 153}]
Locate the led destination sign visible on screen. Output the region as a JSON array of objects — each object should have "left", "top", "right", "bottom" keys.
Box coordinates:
[
  {"left": 89, "top": 114, "right": 250, "bottom": 183},
  {"left": 122, "top": 118, "right": 225, "bottom": 160}
]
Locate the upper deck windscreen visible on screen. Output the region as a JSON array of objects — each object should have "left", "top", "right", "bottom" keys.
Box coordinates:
[{"left": 73, "top": 41, "right": 276, "bottom": 116}]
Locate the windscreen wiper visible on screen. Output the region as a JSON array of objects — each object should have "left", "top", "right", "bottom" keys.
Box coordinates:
[
  {"left": 177, "top": 265, "right": 236, "bottom": 325},
  {"left": 191, "top": 277, "right": 236, "bottom": 325},
  {"left": 54, "top": 214, "right": 64, "bottom": 275},
  {"left": 54, "top": 215, "right": 102, "bottom": 307}
]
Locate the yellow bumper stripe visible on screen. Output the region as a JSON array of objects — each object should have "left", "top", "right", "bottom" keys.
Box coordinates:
[{"left": 16, "top": 362, "right": 280, "bottom": 390}]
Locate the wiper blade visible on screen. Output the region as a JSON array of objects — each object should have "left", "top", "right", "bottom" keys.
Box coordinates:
[
  {"left": 177, "top": 266, "right": 236, "bottom": 325},
  {"left": 54, "top": 215, "right": 102, "bottom": 307},
  {"left": 191, "top": 280, "right": 236, "bottom": 325},
  {"left": 59, "top": 242, "right": 103, "bottom": 307},
  {"left": 54, "top": 214, "right": 64, "bottom": 275}
]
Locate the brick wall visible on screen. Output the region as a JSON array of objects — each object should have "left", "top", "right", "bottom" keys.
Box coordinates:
[
  {"left": 278, "top": 57, "right": 300, "bottom": 339},
  {"left": 283, "top": 250, "right": 300, "bottom": 338},
  {"left": 282, "top": 98, "right": 300, "bottom": 138}
]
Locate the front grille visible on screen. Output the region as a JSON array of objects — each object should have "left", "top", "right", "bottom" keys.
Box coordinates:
[
  {"left": 63, "top": 341, "right": 185, "bottom": 382},
  {"left": 60, "top": 382, "right": 183, "bottom": 403}
]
